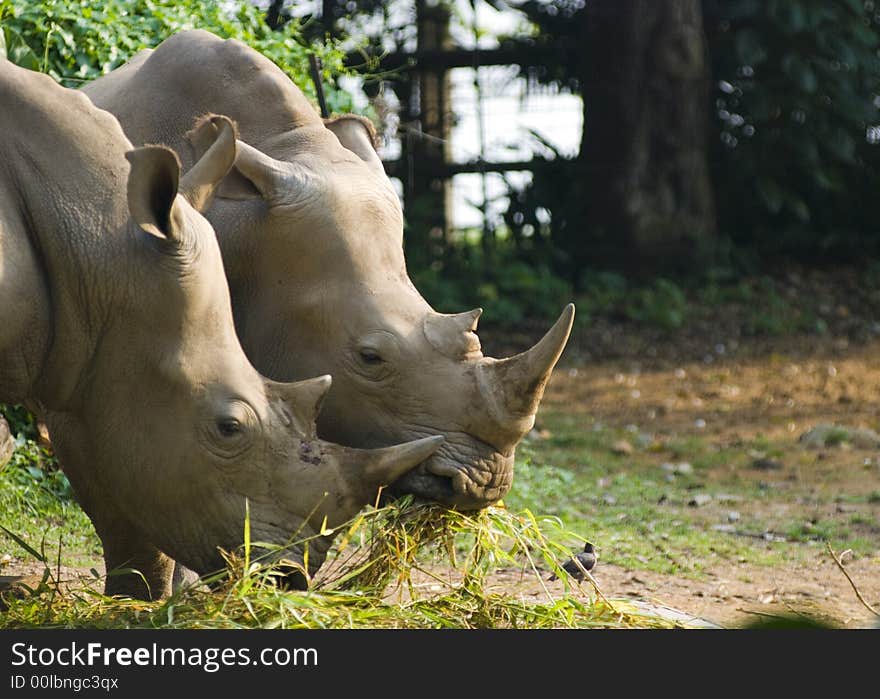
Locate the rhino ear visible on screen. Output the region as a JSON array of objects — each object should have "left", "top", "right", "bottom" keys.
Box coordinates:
[
  {"left": 325, "top": 114, "right": 386, "bottom": 177},
  {"left": 180, "top": 114, "right": 238, "bottom": 211},
  {"left": 187, "top": 114, "right": 263, "bottom": 201},
  {"left": 226, "top": 140, "right": 323, "bottom": 210},
  {"left": 126, "top": 146, "right": 186, "bottom": 243}
]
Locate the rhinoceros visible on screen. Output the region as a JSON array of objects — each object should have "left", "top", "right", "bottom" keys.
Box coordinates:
[
  {"left": 0, "top": 60, "right": 442, "bottom": 600},
  {"left": 84, "top": 30, "right": 575, "bottom": 510}
]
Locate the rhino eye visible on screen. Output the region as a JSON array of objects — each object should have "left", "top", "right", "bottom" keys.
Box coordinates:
[
  {"left": 216, "top": 418, "right": 242, "bottom": 438},
  {"left": 359, "top": 348, "right": 384, "bottom": 365},
  {"left": 203, "top": 401, "right": 259, "bottom": 460}
]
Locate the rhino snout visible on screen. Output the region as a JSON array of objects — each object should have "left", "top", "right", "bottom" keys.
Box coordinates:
[{"left": 388, "top": 433, "right": 514, "bottom": 510}]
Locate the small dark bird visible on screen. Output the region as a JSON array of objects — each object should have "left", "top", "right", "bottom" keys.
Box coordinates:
[{"left": 549, "top": 543, "right": 597, "bottom": 582}]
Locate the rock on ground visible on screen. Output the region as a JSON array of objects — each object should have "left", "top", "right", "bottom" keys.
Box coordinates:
[{"left": 799, "top": 423, "right": 880, "bottom": 449}]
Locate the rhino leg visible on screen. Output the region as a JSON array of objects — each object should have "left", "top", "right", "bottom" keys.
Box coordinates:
[
  {"left": 74, "top": 487, "right": 175, "bottom": 600},
  {"left": 100, "top": 525, "right": 176, "bottom": 601}
]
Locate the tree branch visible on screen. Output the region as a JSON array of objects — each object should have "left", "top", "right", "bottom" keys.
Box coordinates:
[{"left": 826, "top": 542, "right": 879, "bottom": 618}]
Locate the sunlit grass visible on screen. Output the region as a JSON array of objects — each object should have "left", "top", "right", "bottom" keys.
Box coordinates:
[
  {"left": 0, "top": 432, "right": 99, "bottom": 569},
  {"left": 0, "top": 498, "right": 687, "bottom": 629}
]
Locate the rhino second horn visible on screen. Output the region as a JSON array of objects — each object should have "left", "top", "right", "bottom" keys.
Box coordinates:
[
  {"left": 423, "top": 308, "right": 483, "bottom": 358},
  {"left": 485, "top": 303, "right": 575, "bottom": 419},
  {"left": 454, "top": 308, "right": 482, "bottom": 334},
  {"left": 279, "top": 374, "right": 332, "bottom": 435},
  {"left": 355, "top": 435, "right": 445, "bottom": 486}
]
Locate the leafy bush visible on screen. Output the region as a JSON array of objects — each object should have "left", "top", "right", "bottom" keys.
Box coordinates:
[
  {"left": 413, "top": 247, "right": 573, "bottom": 326},
  {"left": 0, "top": 0, "right": 352, "bottom": 110},
  {"left": 0, "top": 405, "right": 67, "bottom": 496},
  {"left": 0, "top": 404, "right": 40, "bottom": 443},
  {"left": 491, "top": 1, "right": 880, "bottom": 271},
  {"left": 704, "top": 0, "right": 880, "bottom": 259},
  {"left": 624, "top": 279, "right": 689, "bottom": 330}
]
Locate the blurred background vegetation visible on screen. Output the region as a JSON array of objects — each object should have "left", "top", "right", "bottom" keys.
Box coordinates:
[{"left": 3, "top": 0, "right": 879, "bottom": 329}]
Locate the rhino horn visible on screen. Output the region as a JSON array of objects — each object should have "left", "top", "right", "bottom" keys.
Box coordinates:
[
  {"left": 276, "top": 374, "right": 332, "bottom": 437},
  {"left": 179, "top": 114, "right": 238, "bottom": 212},
  {"left": 347, "top": 435, "right": 445, "bottom": 487},
  {"left": 423, "top": 308, "right": 483, "bottom": 359},
  {"left": 451, "top": 308, "right": 483, "bottom": 333},
  {"left": 484, "top": 303, "right": 575, "bottom": 419}
]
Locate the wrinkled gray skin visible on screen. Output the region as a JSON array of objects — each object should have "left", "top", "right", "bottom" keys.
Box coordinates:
[
  {"left": 84, "top": 29, "right": 575, "bottom": 510},
  {"left": 0, "top": 61, "right": 442, "bottom": 600}
]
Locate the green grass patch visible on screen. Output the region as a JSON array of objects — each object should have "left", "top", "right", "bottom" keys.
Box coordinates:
[
  {"left": 1, "top": 499, "right": 685, "bottom": 629},
  {"left": 0, "top": 425, "right": 99, "bottom": 569},
  {"left": 506, "top": 414, "right": 873, "bottom": 575}
]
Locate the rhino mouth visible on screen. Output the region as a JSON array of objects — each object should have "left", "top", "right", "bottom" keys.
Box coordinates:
[{"left": 389, "top": 433, "right": 514, "bottom": 510}]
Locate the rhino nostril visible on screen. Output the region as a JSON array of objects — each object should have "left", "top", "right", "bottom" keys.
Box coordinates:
[
  {"left": 425, "top": 461, "right": 469, "bottom": 494},
  {"left": 425, "top": 459, "right": 459, "bottom": 480}
]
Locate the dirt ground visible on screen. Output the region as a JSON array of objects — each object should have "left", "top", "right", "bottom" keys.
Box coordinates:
[{"left": 524, "top": 333, "right": 880, "bottom": 628}]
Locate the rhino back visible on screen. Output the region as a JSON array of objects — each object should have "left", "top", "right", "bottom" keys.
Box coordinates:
[
  {"left": 83, "top": 29, "right": 323, "bottom": 164},
  {"left": 0, "top": 62, "right": 133, "bottom": 241}
]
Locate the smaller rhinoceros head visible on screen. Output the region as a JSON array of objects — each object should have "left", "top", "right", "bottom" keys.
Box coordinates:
[{"left": 81, "top": 116, "right": 443, "bottom": 589}]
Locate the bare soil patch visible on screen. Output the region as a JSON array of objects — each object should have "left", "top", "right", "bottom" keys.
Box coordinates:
[{"left": 524, "top": 334, "right": 880, "bottom": 628}]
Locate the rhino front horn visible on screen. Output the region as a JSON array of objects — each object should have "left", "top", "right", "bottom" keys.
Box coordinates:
[
  {"left": 354, "top": 435, "right": 445, "bottom": 486},
  {"left": 486, "top": 303, "right": 575, "bottom": 419}
]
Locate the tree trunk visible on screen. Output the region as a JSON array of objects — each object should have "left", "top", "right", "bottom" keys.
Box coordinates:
[{"left": 579, "top": 0, "right": 716, "bottom": 273}]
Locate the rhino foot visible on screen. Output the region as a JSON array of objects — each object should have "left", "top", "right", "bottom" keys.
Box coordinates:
[{"left": 171, "top": 562, "right": 203, "bottom": 592}]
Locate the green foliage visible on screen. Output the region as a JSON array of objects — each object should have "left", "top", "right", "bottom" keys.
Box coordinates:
[
  {"left": 704, "top": 0, "right": 880, "bottom": 259},
  {"left": 412, "top": 244, "right": 573, "bottom": 325},
  {"left": 571, "top": 273, "right": 690, "bottom": 330},
  {"left": 2, "top": 440, "right": 68, "bottom": 500},
  {"left": 624, "top": 279, "right": 689, "bottom": 330},
  {"left": 0, "top": 0, "right": 352, "bottom": 110},
  {"left": 0, "top": 411, "right": 97, "bottom": 569},
  {"left": 0, "top": 404, "right": 40, "bottom": 443},
  {"left": 0, "top": 405, "right": 68, "bottom": 502}
]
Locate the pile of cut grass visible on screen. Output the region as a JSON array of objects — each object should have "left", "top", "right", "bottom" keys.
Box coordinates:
[{"left": 1, "top": 498, "right": 683, "bottom": 629}]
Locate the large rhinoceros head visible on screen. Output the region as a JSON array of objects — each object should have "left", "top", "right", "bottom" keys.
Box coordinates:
[{"left": 189, "top": 115, "right": 574, "bottom": 510}]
